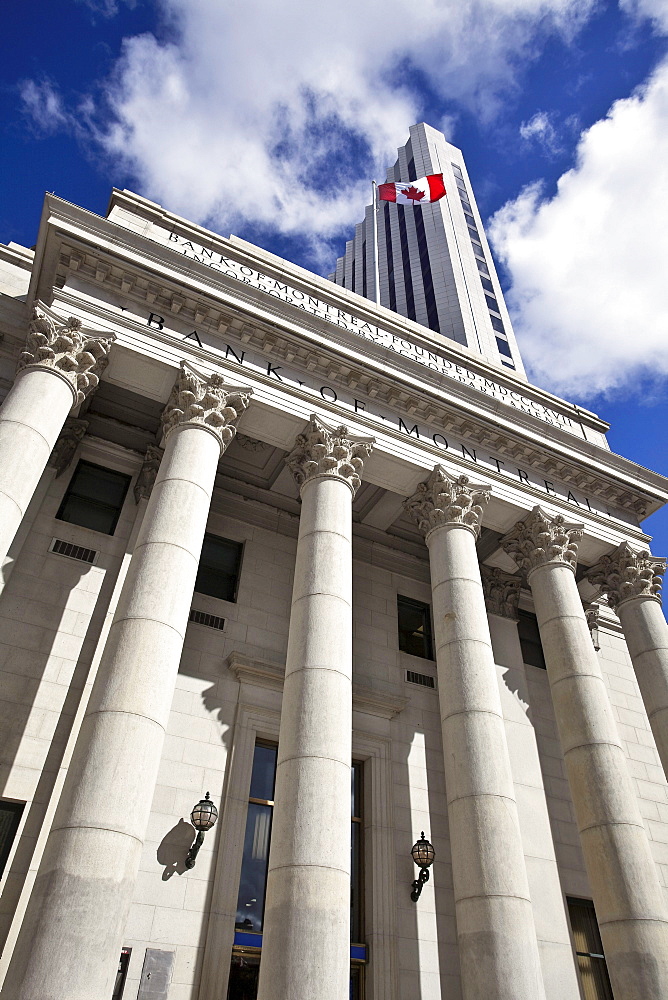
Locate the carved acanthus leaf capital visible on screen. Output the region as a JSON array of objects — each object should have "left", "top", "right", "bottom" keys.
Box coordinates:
[
  {"left": 134, "top": 444, "right": 164, "bottom": 503},
  {"left": 481, "top": 565, "right": 522, "bottom": 620},
  {"left": 17, "top": 305, "right": 114, "bottom": 405},
  {"left": 48, "top": 417, "right": 89, "bottom": 478},
  {"left": 502, "top": 506, "right": 583, "bottom": 576},
  {"left": 161, "top": 362, "right": 253, "bottom": 453},
  {"left": 586, "top": 542, "right": 665, "bottom": 609},
  {"left": 285, "top": 414, "right": 374, "bottom": 496},
  {"left": 403, "top": 466, "right": 490, "bottom": 539}
]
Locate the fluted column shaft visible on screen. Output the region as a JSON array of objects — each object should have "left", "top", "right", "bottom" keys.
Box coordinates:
[
  {"left": 0, "top": 308, "right": 112, "bottom": 564},
  {"left": 257, "top": 416, "right": 373, "bottom": 1000},
  {"left": 588, "top": 544, "right": 668, "bottom": 780},
  {"left": 3, "top": 364, "right": 251, "bottom": 1000},
  {"left": 618, "top": 596, "right": 668, "bottom": 776},
  {"left": 406, "top": 469, "right": 545, "bottom": 1000},
  {"left": 505, "top": 510, "right": 668, "bottom": 1000}
]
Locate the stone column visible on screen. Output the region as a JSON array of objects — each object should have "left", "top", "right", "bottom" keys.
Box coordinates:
[
  {"left": 404, "top": 468, "right": 545, "bottom": 1000},
  {"left": 503, "top": 507, "right": 668, "bottom": 1000},
  {"left": 587, "top": 543, "right": 668, "bottom": 780},
  {"left": 257, "top": 415, "right": 373, "bottom": 1000},
  {"left": 3, "top": 363, "right": 252, "bottom": 1000},
  {"left": 0, "top": 306, "right": 113, "bottom": 565}
]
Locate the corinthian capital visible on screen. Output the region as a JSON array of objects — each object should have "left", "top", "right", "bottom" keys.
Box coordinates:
[
  {"left": 285, "top": 414, "right": 374, "bottom": 496},
  {"left": 481, "top": 565, "right": 521, "bottom": 620},
  {"left": 161, "top": 362, "right": 253, "bottom": 453},
  {"left": 586, "top": 542, "right": 665, "bottom": 609},
  {"left": 17, "top": 305, "right": 114, "bottom": 405},
  {"left": 501, "top": 506, "right": 582, "bottom": 576},
  {"left": 403, "top": 466, "right": 490, "bottom": 539}
]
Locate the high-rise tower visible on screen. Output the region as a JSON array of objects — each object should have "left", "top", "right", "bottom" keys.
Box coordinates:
[{"left": 330, "top": 122, "right": 525, "bottom": 376}]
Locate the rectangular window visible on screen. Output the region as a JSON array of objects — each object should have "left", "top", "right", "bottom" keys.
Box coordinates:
[
  {"left": 235, "top": 742, "right": 277, "bottom": 934},
  {"left": 0, "top": 800, "right": 24, "bottom": 877},
  {"left": 464, "top": 212, "right": 476, "bottom": 226},
  {"left": 477, "top": 259, "right": 490, "bottom": 276},
  {"left": 56, "top": 461, "right": 131, "bottom": 536},
  {"left": 451, "top": 163, "right": 463, "bottom": 177},
  {"left": 490, "top": 314, "right": 506, "bottom": 334},
  {"left": 567, "top": 898, "right": 614, "bottom": 1000},
  {"left": 460, "top": 197, "right": 472, "bottom": 212},
  {"left": 480, "top": 275, "right": 495, "bottom": 294},
  {"left": 472, "top": 244, "right": 486, "bottom": 262},
  {"left": 230, "top": 744, "right": 364, "bottom": 999},
  {"left": 397, "top": 595, "right": 434, "bottom": 660},
  {"left": 496, "top": 337, "right": 513, "bottom": 359},
  {"left": 486, "top": 294, "right": 500, "bottom": 313},
  {"left": 518, "top": 609, "right": 546, "bottom": 669},
  {"left": 351, "top": 762, "right": 363, "bottom": 943},
  {"left": 195, "top": 533, "right": 243, "bottom": 602}
]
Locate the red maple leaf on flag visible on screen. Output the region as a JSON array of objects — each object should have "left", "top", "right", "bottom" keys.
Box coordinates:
[{"left": 402, "top": 185, "right": 425, "bottom": 202}]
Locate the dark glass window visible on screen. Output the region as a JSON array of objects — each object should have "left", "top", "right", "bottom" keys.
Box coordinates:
[
  {"left": 229, "top": 745, "right": 364, "bottom": 999},
  {"left": 567, "top": 898, "right": 613, "bottom": 1000},
  {"left": 414, "top": 206, "right": 440, "bottom": 334},
  {"left": 477, "top": 259, "right": 490, "bottom": 276},
  {"left": 518, "top": 610, "right": 546, "bottom": 669},
  {"left": 460, "top": 197, "right": 472, "bottom": 212},
  {"left": 486, "top": 294, "right": 500, "bottom": 313},
  {"left": 451, "top": 163, "right": 463, "bottom": 177},
  {"left": 235, "top": 743, "right": 277, "bottom": 933},
  {"left": 0, "top": 800, "right": 24, "bottom": 877},
  {"left": 56, "top": 461, "right": 131, "bottom": 535},
  {"left": 480, "top": 275, "right": 495, "bottom": 294},
  {"left": 195, "top": 534, "right": 243, "bottom": 602},
  {"left": 397, "top": 595, "right": 434, "bottom": 659},
  {"left": 496, "top": 337, "right": 513, "bottom": 359},
  {"left": 464, "top": 212, "right": 476, "bottom": 226},
  {"left": 397, "top": 205, "right": 416, "bottom": 321},
  {"left": 383, "top": 202, "right": 397, "bottom": 312},
  {"left": 112, "top": 948, "right": 131, "bottom": 1000},
  {"left": 362, "top": 240, "right": 367, "bottom": 298},
  {"left": 351, "top": 762, "right": 363, "bottom": 943},
  {"left": 456, "top": 178, "right": 467, "bottom": 192},
  {"left": 468, "top": 227, "right": 481, "bottom": 242},
  {"left": 490, "top": 315, "right": 505, "bottom": 334},
  {"left": 472, "top": 243, "right": 486, "bottom": 261}
]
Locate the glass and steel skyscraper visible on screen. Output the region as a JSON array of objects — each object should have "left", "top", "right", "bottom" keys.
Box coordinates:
[{"left": 329, "top": 122, "right": 525, "bottom": 376}]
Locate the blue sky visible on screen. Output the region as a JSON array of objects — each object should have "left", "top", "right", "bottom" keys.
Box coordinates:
[{"left": 2, "top": 0, "right": 668, "bottom": 558}]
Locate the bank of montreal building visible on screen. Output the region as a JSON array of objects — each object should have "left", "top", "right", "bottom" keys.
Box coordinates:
[{"left": 0, "top": 127, "right": 668, "bottom": 1000}]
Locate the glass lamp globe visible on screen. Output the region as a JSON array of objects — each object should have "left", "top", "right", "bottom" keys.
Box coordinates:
[
  {"left": 190, "top": 792, "right": 218, "bottom": 832},
  {"left": 411, "top": 832, "right": 435, "bottom": 869}
]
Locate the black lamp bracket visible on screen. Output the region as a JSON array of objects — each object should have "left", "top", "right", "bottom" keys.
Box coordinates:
[
  {"left": 411, "top": 865, "right": 430, "bottom": 902},
  {"left": 185, "top": 830, "right": 205, "bottom": 870}
]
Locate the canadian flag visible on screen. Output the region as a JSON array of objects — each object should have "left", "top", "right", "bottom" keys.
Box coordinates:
[{"left": 378, "top": 173, "right": 446, "bottom": 205}]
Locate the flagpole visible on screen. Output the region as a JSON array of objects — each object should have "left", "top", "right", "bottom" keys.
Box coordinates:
[{"left": 372, "top": 180, "right": 381, "bottom": 307}]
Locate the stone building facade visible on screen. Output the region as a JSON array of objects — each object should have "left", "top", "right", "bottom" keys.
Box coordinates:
[{"left": 0, "top": 185, "right": 667, "bottom": 1000}]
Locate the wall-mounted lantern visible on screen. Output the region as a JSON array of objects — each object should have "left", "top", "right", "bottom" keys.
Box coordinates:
[
  {"left": 185, "top": 792, "right": 218, "bottom": 869},
  {"left": 410, "top": 832, "right": 435, "bottom": 901}
]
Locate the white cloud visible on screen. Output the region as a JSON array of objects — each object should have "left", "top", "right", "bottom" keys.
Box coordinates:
[
  {"left": 24, "top": 0, "right": 597, "bottom": 251},
  {"left": 489, "top": 56, "right": 668, "bottom": 398},
  {"left": 19, "top": 80, "right": 71, "bottom": 134},
  {"left": 519, "top": 110, "right": 563, "bottom": 153}
]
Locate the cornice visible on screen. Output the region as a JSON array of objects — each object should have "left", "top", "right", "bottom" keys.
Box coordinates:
[{"left": 24, "top": 199, "right": 668, "bottom": 522}]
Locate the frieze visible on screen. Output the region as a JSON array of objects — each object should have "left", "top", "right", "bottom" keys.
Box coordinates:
[
  {"left": 153, "top": 230, "right": 580, "bottom": 435},
  {"left": 58, "top": 268, "right": 650, "bottom": 525}
]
